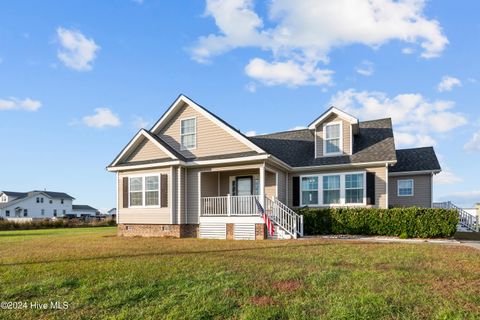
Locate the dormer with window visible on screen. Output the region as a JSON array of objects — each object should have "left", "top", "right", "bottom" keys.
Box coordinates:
[{"left": 308, "top": 107, "right": 359, "bottom": 158}]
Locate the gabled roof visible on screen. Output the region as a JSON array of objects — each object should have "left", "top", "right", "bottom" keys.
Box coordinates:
[
  {"left": 109, "top": 129, "right": 182, "bottom": 167},
  {"left": 150, "top": 94, "right": 264, "bottom": 153},
  {"left": 308, "top": 106, "right": 358, "bottom": 129},
  {"left": 389, "top": 147, "right": 441, "bottom": 173},
  {"left": 249, "top": 118, "right": 396, "bottom": 168},
  {"left": 0, "top": 190, "right": 74, "bottom": 209},
  {"left": 1, "top": 191, "right": 27, "bottom": 198},
  {"left": 73, "top": 205, "right": 98, "bottom": 211}
]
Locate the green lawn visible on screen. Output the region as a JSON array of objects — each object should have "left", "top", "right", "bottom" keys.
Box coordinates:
[{"left": 0, "top": 228, "right": 479, "bottom": 320}]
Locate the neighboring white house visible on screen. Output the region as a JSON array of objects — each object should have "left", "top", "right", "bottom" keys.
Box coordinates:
[
  {"left": 72, "top": 205, "right": 99, "bottom": 218},
  {"left": 0, "top": 190, "right": 97, "bottom": 221}
]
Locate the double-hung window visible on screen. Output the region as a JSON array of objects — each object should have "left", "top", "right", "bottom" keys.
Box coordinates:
[
  {"left": 129, "top": 177, "right": 144, "bottom": 206},
  {"left": 345, "top": 173, "right": 364, "bottom": 204},
  {"left": 324, "top": 123, "right": 342, "bottom": 154},
  {"left": 129, "top": 175, "right": 160, "bottom": 207},
  {"left": 145, "top": 176, "right": 160, "bottom": 206},
  {"left": 180, "top": 118, "right": 196, "bottom": 150},
  {"left": 398, "top": 179, "right": 414, "bottom": 196},
  {"left": 301, "top": 176, "right": 318, "bottom": 205},
  {"left": 323, "top": 175, "right": 340, "bottom": 204}
]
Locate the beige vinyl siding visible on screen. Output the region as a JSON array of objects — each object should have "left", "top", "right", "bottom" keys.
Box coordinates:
[
  {"left": 315, "top": 114, "right": 352, "bottom": 158},
  {"left": 265, "top": 171, "right": 276, "bottom": 199},
  {"left": 288, "top": 165, "right": 388, "bottom": 209},
  {"left": 186, "top": 168, "right": 201, "bottom": 224},
  {"left": 177, "top": 167, "right": 186, "bottom": 224},
  {"left": 388, "top": 174, "right": 432, "bottom": 208},
  {"left": 124, "top": 138, "right": 170, "bottom": 163},
  {"left": 170, "top": 167, "right": 177, "bottom": 224},
  {"left": 118, "top": 167, "right": 172, "bottom": 224},
  {"left": 266, "top": 164, "right": 287, "bottom": 203},
  {"left": 157, "top": 103, "right": 255, "bottom": 158}
]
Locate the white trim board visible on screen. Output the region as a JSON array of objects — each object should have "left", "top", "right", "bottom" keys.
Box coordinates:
[
  {"left": 110, "top": 129, "right": 178, "bottom": 167},
  {"left": 308, "top": 107, "right": 358, "bottom": 130}
]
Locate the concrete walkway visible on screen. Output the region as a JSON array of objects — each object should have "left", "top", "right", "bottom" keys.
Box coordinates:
[{"left": 302, "top": 235, "right": 480, "bottom": 250}]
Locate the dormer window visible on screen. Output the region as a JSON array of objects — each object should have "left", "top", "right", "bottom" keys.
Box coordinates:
[
  {"left": 180, "top": 117, "right": 196, "bottom": 150},
  {"left": 324, "top": 122, "right": 342, "bottom": 155}
]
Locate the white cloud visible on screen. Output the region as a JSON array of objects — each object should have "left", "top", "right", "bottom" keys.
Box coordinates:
[
  {"left": 0, "top": 97, "right": 42, "bottom": 111},
  {"left": 402, "top": 47, "right": 415, "bottom": 55},
  {"left": 244, "top": 130, "right": 257, "bottom": 136},
  {"left": 245, "top": 58, "right": 333, "bottom": 87},
  {"left": 437, "top": 76, "right": 461, "bottom": 92},
  {"left": 329, "top": 89, "right": 467, "bottom": 147},
  {"left": 192, "top": 0, "right": 447, "bottom": 87},
  {"left": 132, "top": 116, "right": 150, "bottom": 129},
  {"left": 434, "top": 170, "right": 462, "bottom": 185},
  {"left": 438, "top": 190, "right": 480, "bottom": 208},
  {"left": 464, "top": 131, "right": 480, "bottom": 152},
  {"left": 355, "top": 60, "right": 374, "bottom": 76},
  {"left": 82, "top": 108, "right": 121, "bottom": 128},
  {"left": 56, "top": 27, "right": 100, "bottom": 71},
  {"left": 289, "top": 126, "right": 307, "bottom": 131}
]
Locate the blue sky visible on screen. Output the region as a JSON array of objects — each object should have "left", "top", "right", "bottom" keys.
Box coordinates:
[{"left": 1, "top": 0, "right": 479, "bottom": 211}]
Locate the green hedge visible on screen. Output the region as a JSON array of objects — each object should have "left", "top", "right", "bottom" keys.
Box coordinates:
[
  {"left": 0, "top": 218, "right": 116, "bottom": 231},
  {"left": 297, "top": 207, "right": 458, "bottom": 238}
]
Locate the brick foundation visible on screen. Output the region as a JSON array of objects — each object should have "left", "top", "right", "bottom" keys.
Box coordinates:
[
  {"left": 226, "top": 223, "right": 234, "bottom": 240},
  {"left": 255, "top": 223, "right": 266, "bottom": 240},
  {"left": 118, "top": 224, "right": 199, "bottom": 238}
]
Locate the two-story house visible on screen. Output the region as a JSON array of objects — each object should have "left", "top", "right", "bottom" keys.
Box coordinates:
[
  {"left": 0, "top": 190, "right": 98, "bottom": 221},
  {"left": 107, "top": 95, "right": 441, "bottom": 240}
]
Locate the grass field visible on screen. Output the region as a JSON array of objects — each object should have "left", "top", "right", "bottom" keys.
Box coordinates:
[{"left": 0, "top": 227, "right": 479, "bottom": 320}]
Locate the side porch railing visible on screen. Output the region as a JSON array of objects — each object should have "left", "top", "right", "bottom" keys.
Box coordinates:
[{"left": 433, "top": 201, "right": 479, "bottom": 232}]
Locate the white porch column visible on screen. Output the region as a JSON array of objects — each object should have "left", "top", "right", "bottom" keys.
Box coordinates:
[{"left": 260, "top": 165, "right": 265, "bottom": 207}]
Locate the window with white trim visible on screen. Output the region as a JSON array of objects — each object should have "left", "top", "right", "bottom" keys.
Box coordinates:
[
  {"left": 345, "top": 173, "right": 364, "bottom": 204},
  {"left": 398, "top": 179, "right": 414, "bottom": 196},
  {"left": 180, "top": 118, "right": 196, "bottom": 150},
  {"left": 301, "top": 176, "right": 319, "bottom": 205},
  {"left": 129, "top": 175, "right": 160, "bottom": 207},
  {"left": 129, "top": 177, "right": 144, "bottom": 206},
  {"left": 324, "top": 123, "right": 341, "bottom": 154},
  {"left": 145, "top": 176, "right": 160, "bottom": 206},
  {"left": 323, "top": 175, "right": 341, "bottom": 204}
]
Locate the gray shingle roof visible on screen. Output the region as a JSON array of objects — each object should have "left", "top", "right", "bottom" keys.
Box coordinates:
[
  {"left": 249, "top": 118, "right": 396, "bottom": 167},
  {"left": 389, "top": 147, "right": 441, "bottom": 173},
  {"left": 72, "top": 205, "right": 98, "bottom": 211},
  {"left": 1, "top": 191, "right": 27, "bottom": 198}
]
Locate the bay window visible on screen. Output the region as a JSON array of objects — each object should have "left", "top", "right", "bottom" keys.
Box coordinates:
[
  {"left": 323, "top": 175, "right": 340, "bottom": 204},
  {"left": 299, "top": 172, "right": 366, "bottom": 206},
  {"left": 301, "top": 176, "right": 319, "bottom": 205},
  {"left": 129, "top": 175, "right": 160, "bottom": 207}
]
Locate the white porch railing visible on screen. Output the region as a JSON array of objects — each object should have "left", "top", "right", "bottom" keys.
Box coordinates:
[
  {"left": 201, "top": 195, "right": 304, "bottom": 238},
  {"left": 265, "top": 197, "right": 303, "bottom": 239},
  {"left": 433, "top": 201, "right": 479, "bottom": 232},
  {"left": 201, "top": 195, "right": 258, "bottom": 216}
]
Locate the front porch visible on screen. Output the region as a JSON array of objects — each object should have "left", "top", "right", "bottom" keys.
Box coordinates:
[
  {"left": 197, "top": 166, "right": 303, "bottom": 239},
  {"left": 198, "top": 166, "right": 277, "bottom": 217}
]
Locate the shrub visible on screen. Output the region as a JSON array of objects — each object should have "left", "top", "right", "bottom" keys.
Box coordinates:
[
  {"left": 0, "top": 218, "right": 116, "bottom": 231},
  {"left": 297, "top": 207, "right": 458, "bottom": 238}
]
